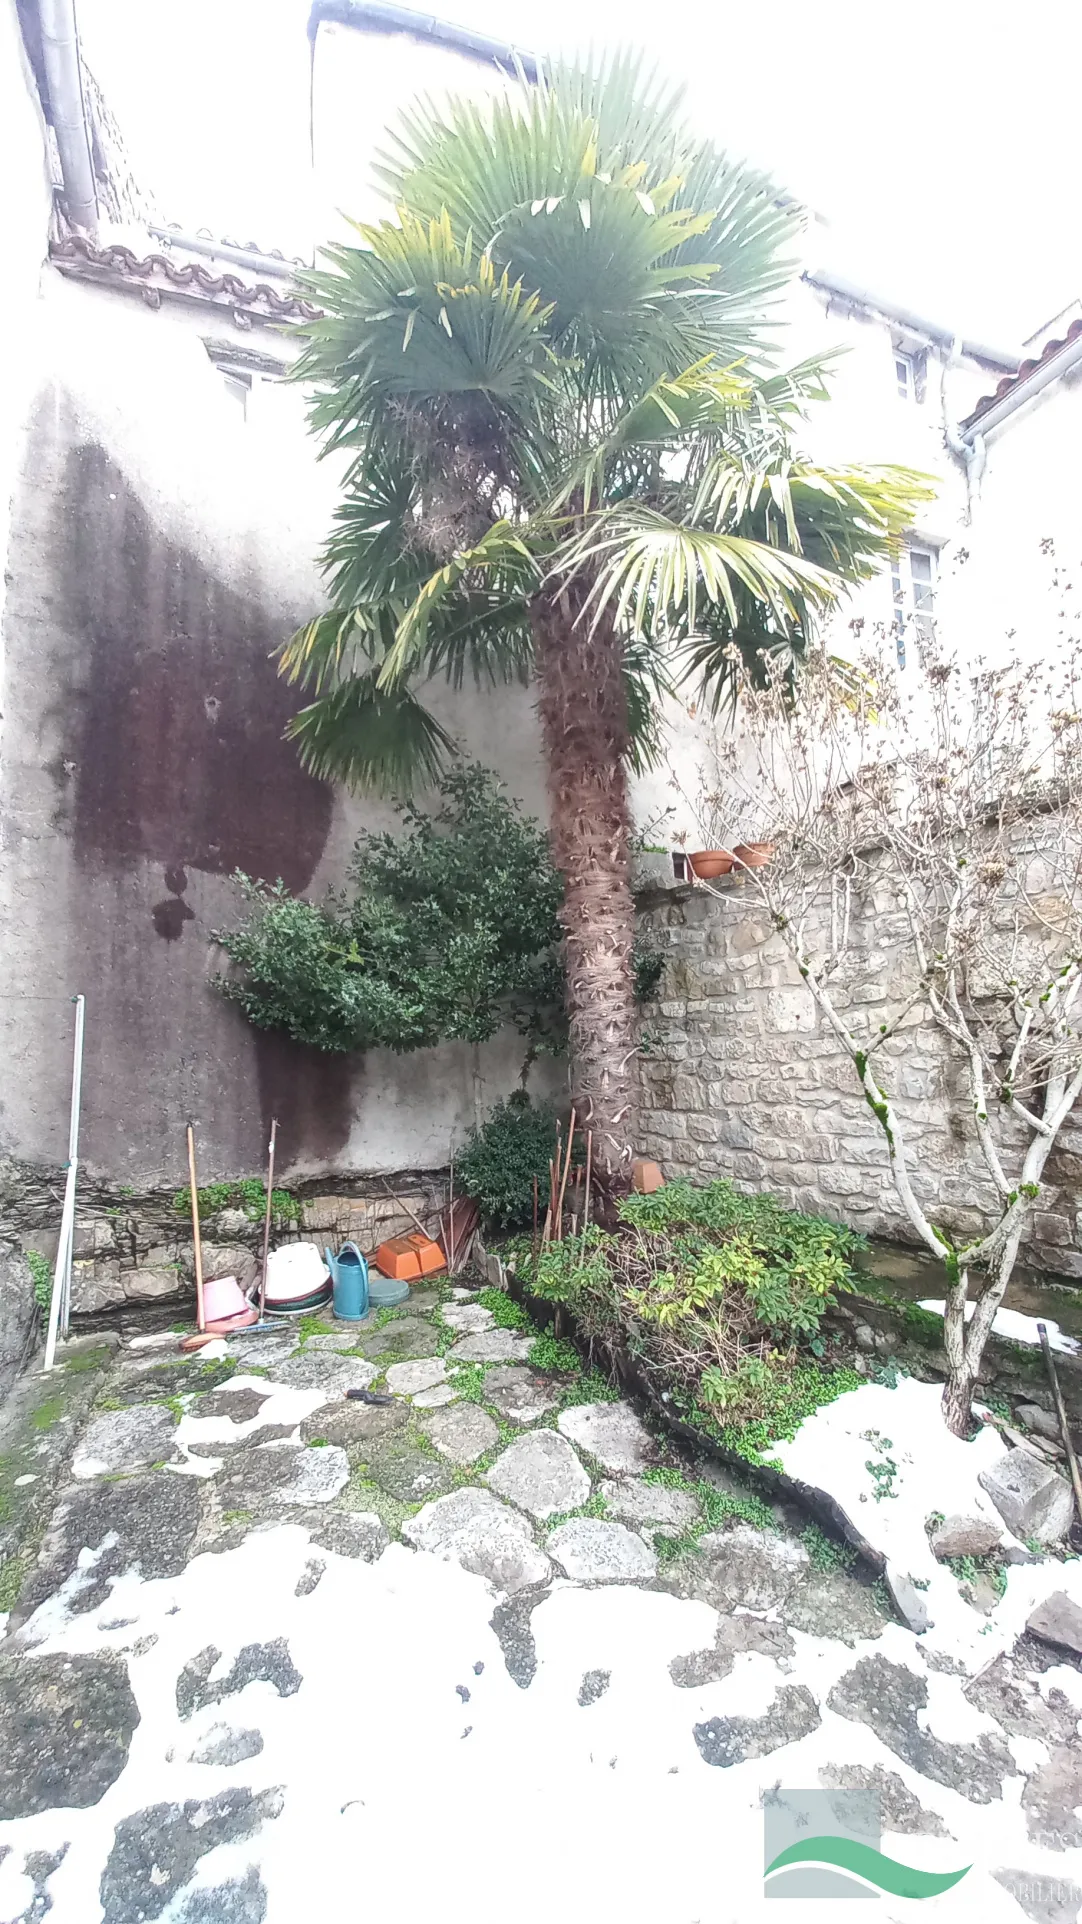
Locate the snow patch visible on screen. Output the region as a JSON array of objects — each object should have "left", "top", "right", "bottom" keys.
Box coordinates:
[
  {"left": 917, "top": 1298, "right": 1079, "bottom": 1353},
  {"left": 770, "top": 1376, "right": 1082, "bottom": 1667}
]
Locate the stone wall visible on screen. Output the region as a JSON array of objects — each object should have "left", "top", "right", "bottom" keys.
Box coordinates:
[
  {"left": 636, "top": 874, "right": 1082, "bottom": 1278},
  {"left": 2, "top": 1160, "right": 449, "bottom": 1316}
]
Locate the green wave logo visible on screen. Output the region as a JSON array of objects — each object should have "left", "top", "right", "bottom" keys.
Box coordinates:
[{"left": 765, "top": 1835, "right": 971, "bottom": 1899}]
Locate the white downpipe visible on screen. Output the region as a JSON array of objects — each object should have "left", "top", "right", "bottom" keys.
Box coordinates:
[
  {"left": 942, "top": 336, "right": 987, "bottom": 522},
  {"left": 43, "top": 994, "right": 85, "bottom": 1371},
  {"left": 37, "top": 0, "right": 97, "bottom": 234}
]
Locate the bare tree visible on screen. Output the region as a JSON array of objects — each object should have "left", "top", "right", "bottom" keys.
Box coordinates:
[{"left": 687, "top": 630, "right": 1082, "bottom": 1433}]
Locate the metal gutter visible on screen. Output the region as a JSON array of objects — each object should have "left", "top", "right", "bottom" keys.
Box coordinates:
[
  {"left": 960, "top": 331, "right": 1082, "bottom": 443},
  {"left": 37, "top": 0, "right": 97, "bottom": 232},
  {"left": 803, "top": 267, "right": 1019, "bottom": 373},
  {"left": 149, "top": 226, "right": 307, "bottom": 279},
  {"left": 306, "top": 0, "right": 537, "bottom": 81}
]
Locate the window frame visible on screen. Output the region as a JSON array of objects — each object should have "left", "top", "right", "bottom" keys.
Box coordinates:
[
  {"left": 894, "top": 350, "right": 916, "bottom": 402},
  {"left": 891, "top": 543, "right": 938, "bottom": 667}
]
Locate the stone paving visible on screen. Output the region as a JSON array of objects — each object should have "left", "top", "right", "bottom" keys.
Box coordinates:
[{"left": 0, "top": 1284, "right": 1080, "bottom": 1922}]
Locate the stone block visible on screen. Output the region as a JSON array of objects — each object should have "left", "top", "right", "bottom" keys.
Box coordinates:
[
  {"left": 930, "top": 1514, "right": 1005, "bottom": 1559},
  {"left": 300, "top": 1194, "right": 352, "bottom": 1232},
  {"left": 978, "top": 1449, "right": 1074, "bottom": 1545},
  {"left": 122, "top": 1266, "right": 184, "bottom": 1302},
  {"left": 839, "top": 1136, "right": 890, "bottom": 1167},
  {"left": 1026, "top": 1592, "right": 1082, "bottom": 1658},
  {"left": 1033, "top": 1213, "right": 1073, "bottom": 1247},
  {"left": 72, "top": 1219, "right": 117, "bottom": 1258},
  {"left": 301, "top": 1193, "right": 434, "bottom": 1247},
  {"left": 70, "top": 1258, "right": 125, "bottom": 1314},
  {"left": 0, "top": 1240, "right": 35, "bottom": 1397},
  {"left": 672, "top": 1076, "right": 708, "bottom": 1111},
  {"left": 1015, "top": 1405, "right": 1060, "bottom": 1442},
  {"left": 200, "top": 1243, "right": 259, "bottom": 1292},
  {"left": 884, "top": 1561, "right": 932, "bottom": 1634},
  {"left": 687, "top": 1116, "right": 721, "bottom": 1143},
  {"left": 547, "top": 1518, "right": 657, "bottom": 1582},
  {"left": 215, "top": 1207, "right": 254, "bottom": 1241},
  {"left": 729, "top": 917, "right": 773, "bottom": 955}
]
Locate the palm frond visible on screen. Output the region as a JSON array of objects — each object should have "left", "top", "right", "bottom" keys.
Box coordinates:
[
  {"left": 277, "top": 605, "right": 392, "bottom": 696},
  {"left": 319, "top": 456, "right": 431, "bottom": 611},
  {"left": 423, "top": 595, "right": 535, "bottom": 690},
  {"left": 374, "top": 50, "right": 692, "bottom": 242},
  {"left": 560, "top": 506, "right": 839, "bottom": 639},
  {"left": 294, "top": 212, "right": 555, "bottom": 458},
  {"left": 623, "top": 628, "right": 677, "bottom": 773},
  {"left": 379, "top": 521, "right": 540, "bottom": 687},
  {"left": 285, "top": 677, "right": 455, "bottom": 793}
]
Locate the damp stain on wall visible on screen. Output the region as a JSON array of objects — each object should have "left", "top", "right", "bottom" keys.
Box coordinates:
[{"left": 56, "top": 439, "right": 333, "bottom": 894}]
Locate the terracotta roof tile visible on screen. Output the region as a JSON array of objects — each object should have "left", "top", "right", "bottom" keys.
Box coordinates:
[
  {"left": 965, "top": 316, "right": 1082, "bottom": 426},
  {"left": 49, "top": 234, "right": 321, "bottom": 323}
]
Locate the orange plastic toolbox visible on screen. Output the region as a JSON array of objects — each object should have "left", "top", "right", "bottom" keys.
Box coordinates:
[{"left": 373, "top": 1232, "right": 446, "bottom": 1281}]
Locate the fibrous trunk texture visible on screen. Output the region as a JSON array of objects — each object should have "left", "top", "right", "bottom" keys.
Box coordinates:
[
  {"left": 941, "top": 1370, "right": 977, "bottom": 1438},
  {"left": 532, "top": 588, "right": 638, "bottom": 1191}
]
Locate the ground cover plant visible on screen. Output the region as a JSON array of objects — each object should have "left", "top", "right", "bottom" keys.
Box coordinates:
[{"left": 513, "top": 1177, "right": 863, "bottom": 1459}]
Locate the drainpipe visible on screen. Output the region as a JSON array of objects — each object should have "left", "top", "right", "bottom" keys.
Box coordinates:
[
  {"left": 307, "top": 0, "right": 538, "bottom": 80},
  {"left": 37, "top": 0, "right": 97, "bottom": 233},
  {"left": 148, "top": 227, "right": 307, "bottom": 278},
  {"left": 941, "top": 336, "right": 986, "bottom": 524}
]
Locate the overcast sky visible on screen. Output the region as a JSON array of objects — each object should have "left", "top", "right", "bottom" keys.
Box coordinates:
[{"left": 78, "top": 0, "right": 1082, "bottom": 351}]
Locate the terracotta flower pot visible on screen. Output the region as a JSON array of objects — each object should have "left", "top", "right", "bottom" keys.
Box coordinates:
[
  {"left": 732, "top": 841, "right": 774, "bottom": 869},
  {"left": 688, "top": 849, "right": 734, "bottom": 880}
]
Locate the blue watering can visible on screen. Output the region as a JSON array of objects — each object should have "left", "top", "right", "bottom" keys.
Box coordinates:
[{"left": 324, "top": 1240, "right": 369, "bottom": 1321}]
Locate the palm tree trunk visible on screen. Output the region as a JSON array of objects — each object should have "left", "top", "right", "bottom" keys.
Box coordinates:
[{"left": 531, "top": 587, "right": 638, "bottom": 1193}]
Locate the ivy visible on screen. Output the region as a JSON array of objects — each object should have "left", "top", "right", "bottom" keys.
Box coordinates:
[
  {"left": 27, "top": 1250, "right": 52, "bottom": 1321},
  {"left": 173, "top": 1179, "right": 299, "bottom": 1225}
]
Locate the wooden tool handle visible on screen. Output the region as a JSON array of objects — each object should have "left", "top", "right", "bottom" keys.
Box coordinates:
[{"left": 187, "top": 1123, "right": 205, "bottom": 1332}]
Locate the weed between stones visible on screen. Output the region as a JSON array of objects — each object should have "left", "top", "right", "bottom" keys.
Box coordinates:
[
  {"left": 800, "top": 1523, "right": 859, "bottom": 1573},
  {"left": 640, "top": 1463, "right": 782, "bottom": 1563},
  {"left": 544, "top": 1493, "right": 609, "bottom": 1531},
  {"left": 946, "top": 1554, "right": 1009, "bottom": 1601}
]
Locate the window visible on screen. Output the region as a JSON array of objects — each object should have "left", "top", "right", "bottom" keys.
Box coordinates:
[
  {"left": 895, "top": 351, "right": 916, "bottom": 402},
  {"left": 891, "top": 544, "right": 937, "bottom": 666},
  {"left": 222, "top": 369, "right": 252, "bottom": 419}
]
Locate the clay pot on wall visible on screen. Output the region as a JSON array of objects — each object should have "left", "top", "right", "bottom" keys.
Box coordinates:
[
  {"left": 732, "top": 842, "right": 774, "bottom": 870},
  {"left": 687, "top": 850, "right": 734, "bottom": 880}
]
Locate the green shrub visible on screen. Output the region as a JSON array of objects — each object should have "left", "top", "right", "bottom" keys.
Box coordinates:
[
  {"left": 215, "top": 763, "right": 663, "bottom": 1063},
  {"left": 524, "top": 1179, "right": 862, "bottom": 1444},
  {"left": 214, "top": 766, "right": 565, "bottom": 1057},
  {"left": 455, "top": 1093, "right": 561, "bottom": 1232}
]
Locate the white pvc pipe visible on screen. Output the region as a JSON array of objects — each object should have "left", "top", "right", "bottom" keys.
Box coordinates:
[{"left": 43, "top": 994, "right": 85, "bottom": 1371}]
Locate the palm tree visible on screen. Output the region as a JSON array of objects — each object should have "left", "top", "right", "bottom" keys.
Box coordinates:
[{"left": 280, "top": 54, "right": 930, "bottom": 1195}]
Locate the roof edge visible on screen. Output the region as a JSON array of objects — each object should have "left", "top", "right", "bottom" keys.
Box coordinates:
[
  {"left": 961, "top": 317, "right": 1082, "bottom": 439},
  {"left": 803, "top": 268, "right": 1020, "bottom": 373}
]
